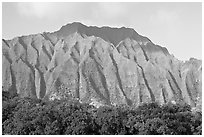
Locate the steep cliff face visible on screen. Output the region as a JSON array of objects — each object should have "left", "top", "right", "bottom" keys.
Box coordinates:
[{"left": 2, "top": 22, "right": 202, "bottom": 109}]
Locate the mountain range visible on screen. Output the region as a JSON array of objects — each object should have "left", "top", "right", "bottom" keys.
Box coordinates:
[{"left": 2, "top": 22, "right": 202, "bottom": 110}]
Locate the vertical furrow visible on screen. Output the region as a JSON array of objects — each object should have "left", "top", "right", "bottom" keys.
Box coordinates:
[
  {"left": 167, "top": 70, "right": 183, "bottom": 100},
  {"left": 168, "top": 79, "right": 176, "bottom": 95},
  {"left": 162, "top": 87, "right": 167, "bottom": 104},
  {"left": 109, "top": 54, "right": 124, "bottom": 95},
  {"left": 89, "top": 75, "right": 110, "bottom": 103},
  {"left": 30, "top": 40, "right": 40, "bottom": 57},
  {"left": 18, "top": 37, "right": 28, "bottom": 60},
  {"left": 9, "top": 65, "right": 17, "bottom": 94},
  {"left": 37, "top": 68, "right": 47, "bottom": 99},
  {"left": 137, "top": 64, "right": 155, "bottom": 102},
  {"left": 81, "top": 63, "right": 92, "bottom": 102},
  {"left": 42, "top": 45, "right": 52, "bottom": 61},
  {"left": 41, "top": 33, "right": 56, "bottom": 47},
  {"left": 185, "top": 76, "right": 196, "bottom": 106},
  {"left": 3, "top": 54, "right": 12, "bottom": 65},
  {"left": 75, "top": 68, "right": 80, "bottom": 99},
  {"left": 19, "top": 57, "right": 36, "bottom": 97},
  {"left": 2, "top": 39, "right": 10, "bottom": 48},
  {"left": 88, "top": 47, "right": 111, "bottom": 104},
  {"left": 109, "top": 53, "right": 132, "bottom": 106},
  {"left": 138, "top": 83, "right": 143, "bottom": 103},
  {"left": 138, "top": 43, "right": 149, "bottom": 61}
]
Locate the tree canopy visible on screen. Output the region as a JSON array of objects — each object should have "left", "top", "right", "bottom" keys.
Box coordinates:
[{"left": 2, "top": 94, "right": 202, "bottom": 135}]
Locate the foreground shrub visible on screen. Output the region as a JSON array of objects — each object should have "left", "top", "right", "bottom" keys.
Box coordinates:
[{"left": 2, "top": 97, "right": 202, "bottom": 135}]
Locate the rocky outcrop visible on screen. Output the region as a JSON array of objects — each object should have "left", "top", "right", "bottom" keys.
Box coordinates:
[{"left": 2, "top": 22, "right": 202, "bottom": 110}]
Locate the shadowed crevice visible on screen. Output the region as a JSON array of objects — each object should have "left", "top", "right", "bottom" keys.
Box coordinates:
[
  {"left": 137, "top": 64, "right": 155, "bottom": 102},
  {"left": 73, "top": 41, "right": 80, "bottom": 55},
  {"left": 30, "top": 40, "right": 40, "bottom": 57},
  {"left": 136, "top": 65, "right": 144, "bottom": 103},
  {"left": 89, "top": 76, "right": 110, "bottom": 104},
  {"left": 18, "top": 37, "right": 28, "bottom": 56},
  {"left": 81, "top": 57, "right": 110, "bottom": 105},
  {"left": 75, "top": 68, "right": 80, "bottom": 99},
  {"left": 8, "top": 65, "right": 17, "bottom": 95},
  {"left": 2, "top": 39, "right": 10, "bottom": 48},
  {"left": 185, "top": 76, "right": 196, "bottom": 107},
  {"left": 109, "top": 53, "right": 132, "bottom": 106},
  {"left": 70, "top": 53, "right": 80, "bottom": 64},
  {"left": 36, "top": 67, "right": 47, "bottom": 99},
  {"left": 28, "top": 72, "right": 37, "bottom": 98},
  {"left": 42, "top": 45, "right": 52, "bottom": 61},
  {"left": 2, "top": 40, "right": 12, "bottom": 65},
  {"left": 41, "top": 33, "right": 56, "bottom": 47},
  {"left": 167, "top": 70, "right": 183, "bottom": 100},
  {"left": 3, "top": 54, "right": 12, "bottom": 65},
  {"left": 167, "top": 79, "right": 181, "bottom": 103},
  {"left": 89, "top": 49, "right": 111, "bottom": 104},
  {"left": 168, "top": 79, "right": 176, "bottom": 95},
  {"left": 161, "top": 87, "right": 167, "bottom": 104},
  {"left": 81, "top": 63, "right": 93, "bottom": 102},
  {"left": 19, "top": 57, "right": 37, "bottom": 97},
  {"left": 95, "top": 65, "right": 111, "bottom": 104},
  {"left": 41, "top": 33, "right": 55, "bottom": 56},
  {"left": 70, "top": 43, "right": 81, "bottom": 64},
  {"left": 138, "top": 43, "right": 149, "bottom": 61}
]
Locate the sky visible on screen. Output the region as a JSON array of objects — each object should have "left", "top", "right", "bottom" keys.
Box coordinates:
[{"left": 2, "top": 2, "right": 202, "bottom": 61}]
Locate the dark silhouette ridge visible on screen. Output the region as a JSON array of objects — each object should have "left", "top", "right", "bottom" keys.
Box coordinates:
[
  {"left": 54, "top": 22, "right": 145, "bottom": 45},
  {"left": 54, "top": 22, "right": 169, "bottom": 55}
]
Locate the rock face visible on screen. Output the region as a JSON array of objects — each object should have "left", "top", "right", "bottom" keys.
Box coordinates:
[{"left": 2, "top": 22, "right": 202, "bottom": 110}]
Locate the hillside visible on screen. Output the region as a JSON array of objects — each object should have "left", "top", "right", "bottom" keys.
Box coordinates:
[{"left": 2, "top": 22, "right": 202, "bottom": 110}]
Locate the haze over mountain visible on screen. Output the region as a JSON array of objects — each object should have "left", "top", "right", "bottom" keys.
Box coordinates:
[{"left": 2, "top": 22, "right": 202, "bottom": 110}]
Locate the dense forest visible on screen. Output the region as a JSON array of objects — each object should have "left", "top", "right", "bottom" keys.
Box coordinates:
[{"left": 2, "top": 91, "right": 202, "bottom": 135}]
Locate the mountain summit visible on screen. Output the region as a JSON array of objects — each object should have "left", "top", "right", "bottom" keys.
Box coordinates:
[
  {"left": 2, "top": 22, "right": 202, "bottom": 110},
  {"left": 55, "top": 22, "right": 142, "bottom": 46}
]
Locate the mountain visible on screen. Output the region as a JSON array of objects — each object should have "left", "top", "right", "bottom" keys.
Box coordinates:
[{"left": 2, "top": 22, "right": 202, "bottom": 110}]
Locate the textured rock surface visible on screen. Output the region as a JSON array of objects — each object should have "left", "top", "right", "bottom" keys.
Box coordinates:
[{"left": 2, "top": 22, "right": 202, "bottom": 110}]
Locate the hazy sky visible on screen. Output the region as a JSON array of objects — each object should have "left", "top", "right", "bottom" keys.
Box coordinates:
[{"left": 2, "top": 2, "right": 202, "bottom": 61}]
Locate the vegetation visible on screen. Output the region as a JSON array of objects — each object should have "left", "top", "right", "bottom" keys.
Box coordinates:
[{"left": 2, "top": 92, "right": 202, "bottom": 135}]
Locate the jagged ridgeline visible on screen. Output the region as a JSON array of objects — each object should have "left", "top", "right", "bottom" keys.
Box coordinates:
[{"left": 2, "top": 22, "right": 202, "bottom": 110}]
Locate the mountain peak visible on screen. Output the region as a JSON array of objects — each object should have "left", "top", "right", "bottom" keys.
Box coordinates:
[
  {"left": 54, "top": 22, "right": 147, "bottom": 46},
  {"left": 53, "top": 22, "right": 170, "bottom": 55},
  {"left": 55, "top": 22, "right": 87, "bottom": 36},
  {"left": 67, "top": 22, "right": 87, "bottom": 30}
]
